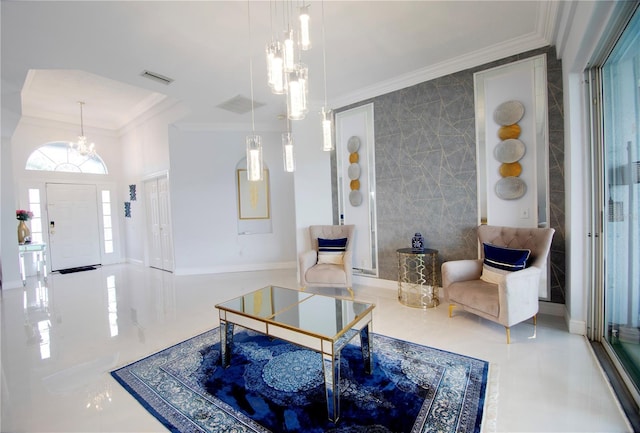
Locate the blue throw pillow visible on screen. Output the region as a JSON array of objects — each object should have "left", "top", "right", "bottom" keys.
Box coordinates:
[
  {"left": 480, "top": 243, "right": 531, "bottom": 284},
  {"left": 317, "top": 237, "right": 348, "bottom": 265}
]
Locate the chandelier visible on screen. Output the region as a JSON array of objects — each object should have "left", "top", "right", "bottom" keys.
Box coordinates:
[
  {"left": 265, "top": 1, "right": 334, "bottom": 172},
  {"left": 69, "top": 101, "right": 96, "bottom": 157},
  {"left": 266, "top": 2, "right": 311, "bottom": 121}
]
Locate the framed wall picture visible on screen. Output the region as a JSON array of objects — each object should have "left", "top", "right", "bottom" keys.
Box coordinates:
[{"left": 236, "top": 169, "right": 270, "bottom": 220}]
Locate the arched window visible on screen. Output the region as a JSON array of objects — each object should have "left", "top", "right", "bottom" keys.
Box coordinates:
[{"left": 25, "top": 142, "right": 108, "bottom": 174}]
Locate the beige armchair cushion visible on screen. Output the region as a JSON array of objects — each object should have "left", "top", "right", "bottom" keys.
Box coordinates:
[{"left": 299, "top": 225, "right": 355, "bottom": 290}]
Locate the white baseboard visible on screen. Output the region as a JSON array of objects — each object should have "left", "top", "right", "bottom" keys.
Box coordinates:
[
  {"left": 568, "top": 318, "right": 587, "bottom": 335},
  {"left": 174, "top": 261, "right": 296, "bottom": 276},
  {"left": 126, "top": 258, "right": 144, "bottom": 266},
  {"left": 539, "top": 301, "right": 566, "bottom": 317}
]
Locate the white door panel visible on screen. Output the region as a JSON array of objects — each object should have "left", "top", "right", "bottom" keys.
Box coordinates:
[
  {"left": 46, "top": 183, "right": 101, "bottom": 271},
  {"left": 145, "top": 176, "right": 173, "bottom": 272}
]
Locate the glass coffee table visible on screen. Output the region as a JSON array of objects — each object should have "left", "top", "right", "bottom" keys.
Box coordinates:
[{"left": 215, "top": 285, "right": 375, "bottom": 423}]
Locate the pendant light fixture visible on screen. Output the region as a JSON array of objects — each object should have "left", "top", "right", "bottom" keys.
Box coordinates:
[
  {"left": 246, "top": 1, "right": 263, "bottom": 182},
  {"left": 266, "top": 2, "right": 285, "bottom": 95},
  {"left": 299, "top": 4, "right": 311, "bottom": 51},
  {"left": 287, "top": 63, "right": 308, "bottom": 120},
  {"left": 70, "top": 101, "right": 96, "bottom": 157},
  {"left": 320, "top": 0, "right": 334, "bottom": 151},
  {"left": 282, "top": 116, "right": 295, "bottom": 173}
]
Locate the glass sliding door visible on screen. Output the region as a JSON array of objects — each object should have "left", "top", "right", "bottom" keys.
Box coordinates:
[{"left": 600, "top": 6, "right": 640, "bottom": 398}]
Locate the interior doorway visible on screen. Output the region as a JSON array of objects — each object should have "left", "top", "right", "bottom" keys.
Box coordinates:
[
  {"left": 45, "top": 183, "right": 101, "bottom": 271},
  {"left": 144, "top": 175, "right": 174, "bottom": 272}
]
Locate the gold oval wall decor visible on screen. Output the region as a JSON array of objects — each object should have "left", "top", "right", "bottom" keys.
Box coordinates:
[
  {"left": 499, "top": 162, "right": 522, "bottom": 177},
  {"left": 498, "top": 124, "right": 521, "bottom": 140},
  {"left": 350, "top": 179, "right": 360, "bottom": 190},
  {"left": 349, "top": 152, "right": 359, "bottom": 163}
]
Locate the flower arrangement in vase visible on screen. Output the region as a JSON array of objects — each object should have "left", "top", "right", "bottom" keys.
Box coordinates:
[
  {"left": 16, "top": 209, "right": 33, "bottom": 244},
  {"left": 16, "top": 209, "right": 34, "bottom": 221}
]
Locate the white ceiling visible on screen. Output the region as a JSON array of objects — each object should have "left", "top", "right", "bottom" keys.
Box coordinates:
[{"left": 1, "top": 1, "right": 559, "bottom": 133}]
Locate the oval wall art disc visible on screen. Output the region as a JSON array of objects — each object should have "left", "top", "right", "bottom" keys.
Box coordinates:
[
  {"left": 349, "top": 190, "right": 363, "bottom": 206},
  {"left": 494, "top": 100, "right": 525, "bottom": 126},
  {"left": 495, "top": 176, "right": 527, "bottom": 200},
  {"left": 347, "top": 136, "right": 361, "bottom": 153},
  {"left": 499, "top": 162, "right": 522, "bottom": 177},
  {"left": 494, "top": 139, "right": 525, "bottom": 163},
  {"left": 348, "top": 163, "right": 361, "bottom": 180},
  {"left": 498, "top": 124, "right": 521, "bottom": 140}
]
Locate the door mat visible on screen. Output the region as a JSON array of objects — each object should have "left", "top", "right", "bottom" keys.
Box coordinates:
[{"left": 58, "top": 266, "right": 97, "bottom": 274}]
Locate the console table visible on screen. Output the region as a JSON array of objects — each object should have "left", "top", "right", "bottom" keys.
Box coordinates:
[
  {"left": 19, "top": 243, "right": 47, "bottom": 286},
  {"left": 397, "top": 248, "right": 439, "bottom": 308}
]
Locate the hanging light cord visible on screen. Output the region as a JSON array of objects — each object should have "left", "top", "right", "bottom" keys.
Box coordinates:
[
  {"left": 79, "top": 101, "right": 85, "bottom": 136},
  {"left": 321, "top": 0, "right": 328, "bottom": 106},
  {"left": 247, "top": 0, "right": 256, "bottom": 133}
]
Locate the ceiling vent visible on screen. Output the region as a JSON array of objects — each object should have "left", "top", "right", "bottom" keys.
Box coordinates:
[
  {"left": 217, "top": 95, "right": 265, "bottom": 114},
  {"left": 140, "top": 70, "right": 174, "bottom": 85}
]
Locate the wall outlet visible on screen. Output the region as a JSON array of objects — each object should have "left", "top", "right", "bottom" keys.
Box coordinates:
[{"left": 520, "top": 207, "right": 530, "bottom": 219}]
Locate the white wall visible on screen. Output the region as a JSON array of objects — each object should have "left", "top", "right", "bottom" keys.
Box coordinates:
[{"left": 168, "top": 127, "right": 297, "bottom": 275}]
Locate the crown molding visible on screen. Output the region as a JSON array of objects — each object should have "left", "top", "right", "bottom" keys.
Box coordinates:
[{"left": 332, "top": 8, "right": 555, "bottom": 110}]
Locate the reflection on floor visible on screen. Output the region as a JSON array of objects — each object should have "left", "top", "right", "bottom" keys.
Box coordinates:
[{"left": 0, "top": 264, "right": 632, "bottom": 432}]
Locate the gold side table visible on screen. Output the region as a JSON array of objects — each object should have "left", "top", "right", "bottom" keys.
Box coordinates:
[{"left": 397, "top": 248, "right": 439, "bottom": 308}]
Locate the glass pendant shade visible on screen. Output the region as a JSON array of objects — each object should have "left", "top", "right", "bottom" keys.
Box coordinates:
[
  {"left": 266, "top": 41, "right": 285, "bottom": 94},
  {"left": 246, "top": 135, "right": 263, "bottom": 181},
  {"left": 282, "top": 132, "right": 295, "bottom": 172},
  {"left": 287, "top": 65, "right": 308, "bottom": 120},
  {"left": 299, "top": 5, "right": 311, "bottom": 50},
  {"left": 283, "top": 29, "right": 296, "bottom": 72},
  {"left": 321, "top": 107, "right": 334, "bottom": 151}
]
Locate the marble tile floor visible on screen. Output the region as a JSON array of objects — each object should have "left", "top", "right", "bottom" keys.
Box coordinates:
[{"left": 0, "top": 264, "right": 632, "bottom": 432}]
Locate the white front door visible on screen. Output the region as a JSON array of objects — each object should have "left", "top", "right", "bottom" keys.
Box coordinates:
[{"left": 46, "top": 183, "right": 101, "bottom": 271}]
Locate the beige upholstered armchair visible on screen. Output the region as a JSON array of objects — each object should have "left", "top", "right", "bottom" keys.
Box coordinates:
[
  {"left": 299, "top": 225, "right": 355, "bottom": 297},
  {"left": 442, "top": 225, "right": 555, "bottom": 343}
]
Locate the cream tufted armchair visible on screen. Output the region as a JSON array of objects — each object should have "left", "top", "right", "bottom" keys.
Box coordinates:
[
  {"left": 442, "top": 225, "right": 555, "bottom": 343},
  {"left": 299, "top": 225, "right": 356, "bottom": 298}
]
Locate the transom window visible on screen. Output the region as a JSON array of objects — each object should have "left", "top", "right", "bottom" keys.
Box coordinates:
[{"left": 25, "top": 142, "right": 108, "bottom": 174}]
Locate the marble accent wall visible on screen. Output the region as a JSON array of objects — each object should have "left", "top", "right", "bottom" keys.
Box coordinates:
[{"left": 337, "top": 46, "right": 566, "bottom": 303}]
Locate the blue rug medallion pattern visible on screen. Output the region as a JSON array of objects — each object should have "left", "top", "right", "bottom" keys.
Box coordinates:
[{"left": 111, "top": 328, "right": 488, "bottom": 433}]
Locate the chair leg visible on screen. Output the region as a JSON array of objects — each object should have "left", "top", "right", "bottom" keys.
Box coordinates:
[
  {"left": 448, "top": 304, "right": 455, "bottom": 318},
  {"left": 300, "top": 286, "right": 306, "bottom": 292},
  {"left": 347, "top": 287, "right": 354, "bottom": 299},
  {"left": 505, "top": 327, "right": 511, "bottom": 344},
  {"left": 533, "top": 314, "right": 537, "bottom": 326}
]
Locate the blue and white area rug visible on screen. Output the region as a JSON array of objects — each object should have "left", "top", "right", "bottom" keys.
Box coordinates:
[{"left": 111, "top": 328, "right": 490, "bottom": 433}]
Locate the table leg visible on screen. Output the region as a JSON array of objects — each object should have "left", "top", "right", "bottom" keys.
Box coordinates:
[
  {"left": 42, "top": 247, "right": 47, "bottom": 281},
  {"left": 322, "top": 352, "right": 341, "bottom": 423},
  {"left": 360, "top": 323, "right": 373, "bottom": 374},
  {"left": 19, "top": 252, "right": 26, "bottom": 286},
  {"left": 220, "top": 321, "right": 234, "bottom": 367}
]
